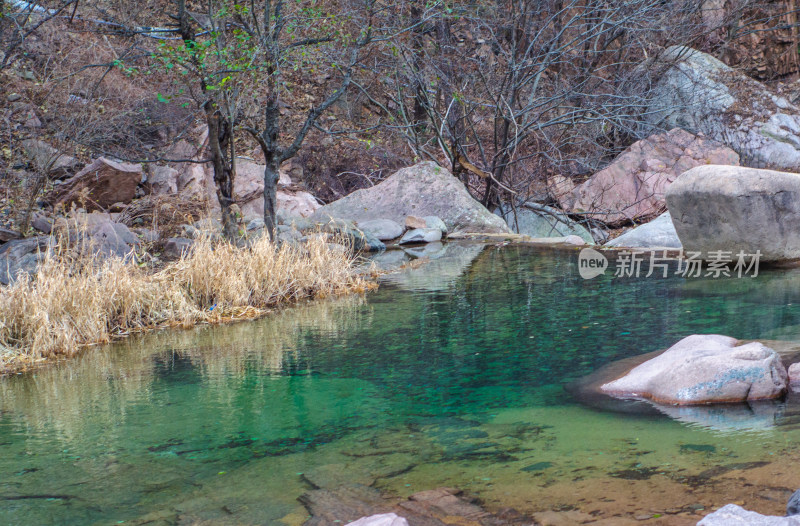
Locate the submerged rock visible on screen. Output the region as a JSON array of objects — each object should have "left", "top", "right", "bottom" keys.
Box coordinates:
[
  {"left": 666, "top": 165, "right": 800, "bottom": 261},
  {"left": 698, "top": 504, "right": 800, "bottom": 525},
  {"left": 601, "top": 335, "right": 788, "bottom": 405},
  {"left": 345, "top": 513, "right": 409, "bottom": 526},
  {"left": 381, "top": 242, "right": 485, "bottom": 292}
]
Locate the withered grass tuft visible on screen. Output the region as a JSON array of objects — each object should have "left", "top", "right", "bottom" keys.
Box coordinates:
[{"left": 0, "top": 234, "right": 374, "bottom": 373}]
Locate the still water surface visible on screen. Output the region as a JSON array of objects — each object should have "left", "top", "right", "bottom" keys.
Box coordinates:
[{"left": 3, "top": 243, "right": 800, "bottom": 524}]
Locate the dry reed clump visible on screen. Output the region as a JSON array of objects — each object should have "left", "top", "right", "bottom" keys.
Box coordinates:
[{"left": 0, "top": 234, "right": 374, "bottom": 373}]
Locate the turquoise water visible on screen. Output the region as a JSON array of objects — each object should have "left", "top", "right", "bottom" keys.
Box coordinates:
[{"left": 3, "top": 243, "right": 800, "bottom": 524}]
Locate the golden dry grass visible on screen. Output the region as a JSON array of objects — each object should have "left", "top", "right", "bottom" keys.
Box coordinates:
[{"left": 0, "top": 234, "right": 374, "bottom": 373}]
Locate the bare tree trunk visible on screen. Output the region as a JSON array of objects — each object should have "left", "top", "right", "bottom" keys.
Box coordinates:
[
  {"left": 262, "top": 160, "right": 280, "bottom": 242},
  {"left": 206, "top": 108, "right": 239, "bottom": 241}
]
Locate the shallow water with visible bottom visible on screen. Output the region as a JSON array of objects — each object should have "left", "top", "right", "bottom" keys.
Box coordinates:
[{"left": 4, "top": 244, "right": 800, "bottom": 525}]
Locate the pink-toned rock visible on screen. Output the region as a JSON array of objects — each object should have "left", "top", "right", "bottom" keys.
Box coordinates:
[
  {"left": 52, "top": 157, "right": 142, "bottom": 211},
  {"left": 276, "top": 189, "right": 320, "bottom": 218},
  {"left": 233, "top": 159, "right": 317, "bottom": 219},
  {"left": 601, "top": 334, "right": 787, "bottom": 405},
  {"left": 405, "top": 215, "right": 427, "bottom": 229},
  {"left": 149, "top": 166, "right": 179, "bottom": 195},
  {"left": 547, "top": 174, "right": 576, "bottom": 202},
  {"left": 789, "top": 363, "right": 800, "bottom": 391},
  {"left": 177, "top": 163, "right": 213, "bottom": 199},
  {"left": 175, "top": 158, "right": 316, "bottom": 220},
  {"left": 560, "top": 129, "right": 739, "bottom": 226}
]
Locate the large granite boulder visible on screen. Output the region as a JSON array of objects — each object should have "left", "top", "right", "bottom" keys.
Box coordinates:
[
  {"left": 559, "top": 128, "right": 738, "bottom": 226},
  {"left": 647, "top": 46, "right": 800, "bottom": 170},
  {"left": 601, "top": 335, "right": 788, "bottom": 405},
  {"left": 698, "top": 504, "right": 800, "bottom": 525},
  {"left": 496, "top": 204, "right": 594, "bottom": 244},
  {"left": 310, "top": 162, "right": 510, "bottom": 234},
  {"left": 51, "top": 157, "right": 143, "bottom": 211},
  {"left": 665, "top": 165, "right": 800, "bottom": 261},
  {"left": 605, "top": 212, "right": 681, "bottom": 249}
]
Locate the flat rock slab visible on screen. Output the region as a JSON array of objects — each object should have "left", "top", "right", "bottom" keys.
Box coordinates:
[
  {"left": 698, "top": 504, "right": 800, "bottom": 525},
  {"left": 601, "top": 334, "right": 788, "bottom": 405}
]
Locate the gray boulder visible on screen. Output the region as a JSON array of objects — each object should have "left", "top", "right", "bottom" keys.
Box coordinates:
[
  {"left": 311, "top": 162, "right": 510, "bottom": 234},
  {"left": 422, "top": 216, "right": 447, "bottom": 235},
  {"left": 558, "top": 129, "right": 738, "bottom": 226},
  {"left": 88, "top": 221, "right": 138, "bottom": 258},
  {"left": 357, "top": 219, "right": 404, "bottom": 241},
  {"left": 55, "top": 213, "right": 138, "bottom": 259},
  {"left": 698, "top": 504, "right": 800, "bottom": 525},
  {"left": 647, "top": 46, "right": 800, "bottom": 171},
  {"left": 665, "top": 165, "right": 800, "bottom": 261},
  {"left": 345, "top": 228, "right": 385, "bottom": 252},
  {"left": 314, "top": 218, "right": 385, "bottom": 252},
  {"left": 0, "top": 236, "right": 53, "bottom": 285},
  {"left": 164, "top": 237, "right": 193, "bottom": 259},
  {"left": 247, "top": 217, "right": 266, "bottom": 231},
  {"left": 399, "top": 228, "right": 442, "bottom": 245},
  {"left": 601, "top": 334, "right": 788, "bottom": 405},
  {"left": 606, "top": 212, "right": 681, "bottom": 249},
  {"left": 0, "top": 228, "right": 20, "bottom": 243},
  {"left": 22, "top": 139, "right": 79, "bottom": 178},
  {"left": 496, "top": 204, "right": 594, "bottom": 244}
]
